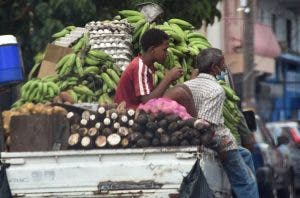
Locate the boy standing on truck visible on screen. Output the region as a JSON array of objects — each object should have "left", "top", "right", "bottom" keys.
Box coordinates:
[
  {"left": 176, "top": 48, "right": 259, "bottom": 198},
  {"left": 114, "top": 29, "right": 183, "bottom": 109}
]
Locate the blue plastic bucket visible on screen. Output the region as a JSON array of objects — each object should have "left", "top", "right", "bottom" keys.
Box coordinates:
[{"left": 0, "top": 35, "right": 24, "bottom": 85}]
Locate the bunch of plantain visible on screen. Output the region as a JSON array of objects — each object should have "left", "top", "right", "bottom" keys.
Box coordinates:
[
  {"left": 54, "top": 44, "right": 121, "bottom": 104},
  {"left": 218, "top": 80, "right": 242, "bottom": 143},
  {"left": 13, "top": 77, "right": 60, "bottom": 107},
  {"left": 118, "top": 9, "right": 212, "bottom": 84}
]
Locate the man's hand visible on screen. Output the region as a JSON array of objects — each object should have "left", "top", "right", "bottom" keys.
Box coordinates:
[
  {"left": 164, "top": 67, "right": 183, "bottom": 82},
  {"left": 194, "top": 118, "right": 210, "bottom": 130},
  {"left": 190, "top": 69, "right": 199, "bottom": 79}
]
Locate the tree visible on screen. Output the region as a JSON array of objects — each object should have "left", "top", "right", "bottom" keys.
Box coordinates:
[{"left": 0, "top": 0, "right": 221, "bottom": 76}]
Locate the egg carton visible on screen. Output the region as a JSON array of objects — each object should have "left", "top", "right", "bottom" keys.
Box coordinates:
[
  {"left": 89, "top": 38, "right": 132, "bottom": 45},
  {"left": 54, "top": 27, "right": 88, "bottom": 47},
  {"left": 89, "top": 32, "right": 131, "bottom": 39}
]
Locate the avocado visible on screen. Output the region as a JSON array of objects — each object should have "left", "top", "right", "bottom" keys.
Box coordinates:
[
  {"left": 177, "top": 119, "right": 185, "bottom": 129},
  {"left": 136, "top": 138, "right": 150, "bottom": 148},
  {"left": 160, "top": 134, "right": 170, "bottom": 146},
  {"left": 152, "top": 138, "right": 160, "bottom": 147},
  {"left": 128, "top": 132, "right": 143, "bottom": 143},
  {"left": 165, "top": 115, "right": 180, "bottom": 123},
  {"left": 156, "top": 111, "right": 166, "bottom": 120},
  {"left": 170, "top": 136, "right": 179, "bottom": 146},
  {"left": 146, "top": 121, "right": 158, "bottom": 131},
  {"left": 191, "top": 138, "right": 201, "bottom": 146},
  {"left": 102, "top": 128, "right": 113, "bottom": 136},
  {"left": 184, "top": 118, "right": 197, "bottom": 128},
  {"left": 144, "top": 131, "right": 154, "bottom": 140},
  {"left": 167, "top": 122, "right": 179, "bottom": 133},
  {"left": 158, "top": 119, "right": 168, "bottom": 129},
  {"left": 180, "top": 139, "right": 190, "bottom": 146},
  {"left": 131, "top": 123, "right": 144, "bottom": 132},
  {"left": 180, "top": 126, "right": 191, "bottom": 134},
  {"left": 136, "top": 114, "right": 148, "bottom": 125},
  {"left": 173, "top": 130, "right": 184, "bottom": 140}
]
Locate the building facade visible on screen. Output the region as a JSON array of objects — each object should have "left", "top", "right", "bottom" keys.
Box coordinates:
[{"left": 205, "top": 0, "right": 300, "bottom": 121}]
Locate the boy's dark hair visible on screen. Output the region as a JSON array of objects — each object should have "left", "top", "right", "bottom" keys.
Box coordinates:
[
  {"left": 140, "top": 29, "right": 169, "bottom": 52},
  {"left": 195, "top": 48, "right": 224, "bottom": 73}
]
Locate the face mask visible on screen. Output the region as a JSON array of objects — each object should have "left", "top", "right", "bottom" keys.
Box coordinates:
[{"left": 216, "top": 70, "right": 228, "bottom": 81}]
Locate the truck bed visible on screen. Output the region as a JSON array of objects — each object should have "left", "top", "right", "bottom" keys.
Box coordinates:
[{"left": 0, "top": 146, "right": 231, "bottom": 197}]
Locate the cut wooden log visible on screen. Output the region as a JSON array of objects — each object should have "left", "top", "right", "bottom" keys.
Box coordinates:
[
  {"left": 107, "top": 133, "right": 121, "bottom": 147},
  {"left": 95, "top": 135, "right": 107, "bottom": 148}
]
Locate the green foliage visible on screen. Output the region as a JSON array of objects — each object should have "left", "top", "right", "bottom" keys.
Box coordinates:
[{"left": 0, "top": 0, "right": 221, "bottom": 77}]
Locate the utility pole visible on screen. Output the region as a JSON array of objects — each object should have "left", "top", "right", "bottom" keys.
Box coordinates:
[{"left": 242, "top": 0, "right": 256, "bottom": 111}]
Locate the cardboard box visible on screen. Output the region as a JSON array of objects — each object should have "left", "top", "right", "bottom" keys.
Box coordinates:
[{"left": 37, "top": 44, "right": 73, "bottom": 78}]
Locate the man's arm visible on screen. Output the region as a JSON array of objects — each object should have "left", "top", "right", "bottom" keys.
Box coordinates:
[
  {"left": 140, "top": 67, "right": 183, "bottom": 103},
  {"left": 163, "top": 84, "right": 197, "bottom": 117}
]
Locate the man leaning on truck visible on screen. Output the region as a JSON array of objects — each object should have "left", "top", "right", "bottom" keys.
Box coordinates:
[{"left": 164, "top": 48, "right": 259, "bottom": 198}]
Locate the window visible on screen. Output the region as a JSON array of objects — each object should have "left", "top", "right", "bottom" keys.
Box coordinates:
[
  {"left": 271, "top": 14, "right": 276, "bottom": 34},
  {"left": 286, "top": 19, "right": 292, "bottom": 49}
]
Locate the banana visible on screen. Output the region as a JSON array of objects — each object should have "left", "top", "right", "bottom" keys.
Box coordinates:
[
  {"left": 175, "top": 45, "right": 189, "bottom": 54},
  {"left": 155, "top": 24, "right": 174, "bottom": 32},
  {"left": 134, "top": 18, "right": 147, "bottom": 31},
  {"left": 168, "top": 47, "right": 186, "bottom": 58},
  {"left": 157, "top": 71, "right": 165, "bottom": 81},
  {"left": 126, "top": 15, "right": 145, "bottom": 24},
  {"left": 169, "top": 23, "right": 186, "bottom": 39},
  {"left": 139, "top": 22, "right": 150, "bottom": 42},
  {"left": 47, "top": 86, "right": 56, "bottom": 98},
  {"left": 101, "top": 72, "right": 117, "bottom": 90},
  {"left": 164, "top": 30, "right": 183, "bottom": 43},
  {"left": 47, "top": 81, "right": 60, "bottom": 94},
  {"left": 73, "top": 85, "right": 94, "bottom": 96},
  {"left": 75, "top": 56, "right": 84, "bottom": 76},
  {"left": 182, "top": 58, "right": 188, "bottom": 76},
  {"left": 58, "top": 53, "right": 76, "bottom": 76},
  {"left": 21, "top": 81, "right": 34, "bottom": 99},
  {"left": 84, "top": 56, "right": 101, "bottom": 65},
  {"left": 106, "top": 68, "right": 120, "bottom": 84},
  {"left": 55, "top": 53, "right": 73, "bottom": 70},
  {"left": 132, "top": 19, "right": 147, "bottom": 42},
  {"left": 168, "top": 18, "right": 194, "bottom": 30},
  {"left": 188, "top": 37, "right": 211, "bottom": 45},
  {"left": 188, "top": 46, "right": 200, "bottom": 56},
  {"left": 88, "top": 49, "right": 109, "bottom": 60},
  {"left": 187, "top": 32, "right": 208, "bottom": 40},
  {"left": 72, "top": 37, "right": 84, "bottom": 52},
  {"left": 28, "top": 88, "right": 39, "bottom": 101},
  {"left": 67, "top": 89, "right": 78, "bottom": 103},
  {"left": 118, "top": 10, "right": 144, "bottom": 18},
  {"left": 65, "top": 25, "right": 76, "bottom": 31},
  {"left": 82, "top": 32, "right": 89, "bottom": 50},
  {"left": 52, "top": 28, "right": 69, "bottom": 38},
  {"left": 154, "top": 73, "right": 158, "bottom": 86},
  {"left": 83, "top": 66, "right": 100, "bottom": 74}
]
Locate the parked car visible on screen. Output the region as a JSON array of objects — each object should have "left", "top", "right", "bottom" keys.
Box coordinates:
[
  {"left": 266, "top": 121, "right": 300, "bottom": 191},
  {"left": 249, "top": 115, "right": 294, "bottom": 198}
]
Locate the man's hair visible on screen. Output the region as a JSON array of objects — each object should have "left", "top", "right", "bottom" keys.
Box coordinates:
[
  {"left": 195, "top": 48, "right": 224, "bottom": 73},
  {"left": 140, "top": 29, "right": 169, "bottom": 52}
]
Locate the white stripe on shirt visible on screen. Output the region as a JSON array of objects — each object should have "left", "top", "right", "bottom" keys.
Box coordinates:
[
  {"left": 138, "top": 58, "right": 145, "bottom": 95},
  {"left": 144, "top": 65, "right": 150, "bottom": 94}
]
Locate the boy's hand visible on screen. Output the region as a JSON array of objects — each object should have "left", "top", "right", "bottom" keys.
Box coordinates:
[{"left": 165, "top": 67, "right": 183, "bottom": 82}]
